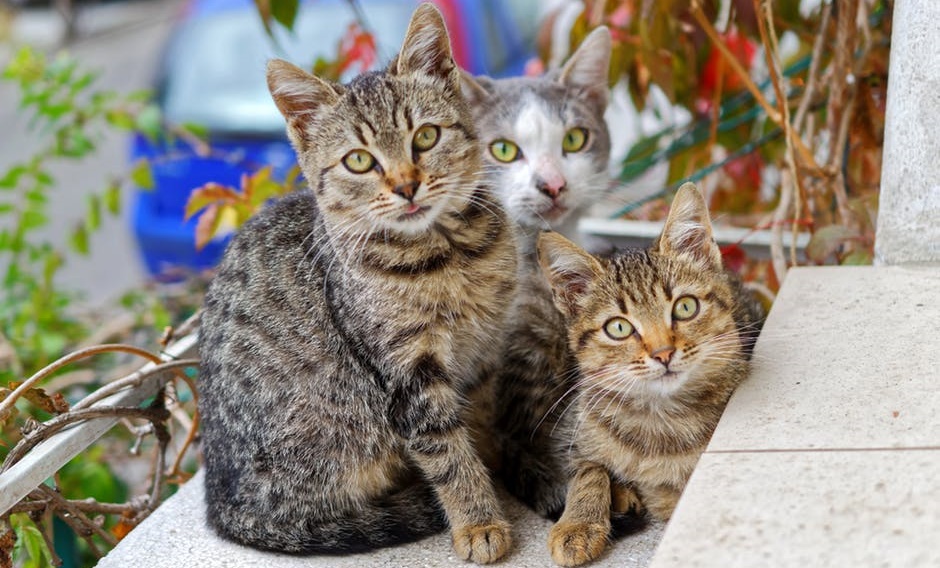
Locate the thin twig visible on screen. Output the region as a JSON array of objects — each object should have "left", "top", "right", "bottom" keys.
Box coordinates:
[
  {"left": 71, "top": 359, "right": 198, "bottom": 411},
  {"left": 35, "top": 485, "right": 118, "bottom": 550},
  {"left": 690, "top": 1, "right": 822, "bottom": 175},
  {"left": 793, "top": 1, "right": 833, "bottom": 132},
  {"left": 0, "top": 344, "right": 162, "bottom": 419},
  {"left": 1, "top": 406, "right": 170, "bottom": 472}
]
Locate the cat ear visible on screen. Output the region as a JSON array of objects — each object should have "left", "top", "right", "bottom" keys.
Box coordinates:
[
  {"left": 267, "top": 59, "right": 341, "bottom": 121},
  {"left": 657, "top": 182, "right": 723, "bottom": 268},
  {"left": 394, "top": 4, "right": 457, "bottom": 85},
  {"left": 558, "top": 26, "right": 612, "bottom": 110},
  {"left": 538, "top": 231, "right": 604, "bottom": 318},
  {"left": 460, "top": 70, "right": 495, "bottom": 107}
]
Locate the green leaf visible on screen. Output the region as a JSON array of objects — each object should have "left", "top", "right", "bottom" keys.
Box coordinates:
[
  {"left": 130, "top": 159, "right": 155, "bottom": 190},
  {"left": 135, "top": 104, "right": 162, "bottom": 142},
  {"left": 70, "top": 224, "right": 89, "bottom": 255},
  {"left": 104, "top": 181, "right": 121, "bottom": 214},
  {"left": 841, "top": 250, "right": 873, "bottom": 266},
  {"left": 106, "top": 108, "right": 137, "bottom": 130},
  {"left": 20, "top": 210, "right": 47, "bottom": 231},
  {"left": 0, "top": 164, "right": 27, "bottom": 189},
  {"left": 271, "top": 0, "right": 299, "bottom": 31},
  {"left": 86, "top": 194, "right": 101, "bottom": 231},
  {"left": 13, "top": 521, "right": 52, "bottom": 568}
]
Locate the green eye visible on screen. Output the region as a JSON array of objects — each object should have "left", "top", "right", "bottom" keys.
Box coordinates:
[
  {"left": 672, "top": 296, "right": 700, "bottom": 321},
  {"left": 603, "top": 317, "right": 634, "bottom": 340},
  {"left": 342, "top": 149, "right": 375, "bottom": 174},
  {"left": 413, "top": 124, "right": 440, "bottom": 152},
  {"left": 562, "top": 127, "right": 588, "bottom": 153},
  {"left": 489, "top": 139, "right": 520, "bottom": 163}
]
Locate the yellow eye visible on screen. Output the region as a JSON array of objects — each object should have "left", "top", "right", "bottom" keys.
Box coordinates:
[
  {"left": 489, "top": 139, "right": 520, "bottom": 163},
  {"left": 603, "top": 317, "right": 634, "bottom": 340},
  {"left": 413, "top": 124, "right": 440, "bottom": 152},
  {"left": 342, "top": 150, "right": 375, "bottom": 174},
  {"left": 672, "top": 296, "right": 700, "bottom": 321},
  {"left": 562, "top": 127, "right": 588, "bottom": 153}
]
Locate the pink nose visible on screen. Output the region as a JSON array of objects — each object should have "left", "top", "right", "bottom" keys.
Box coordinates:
[
  {"left": 650, "top": 346, "right": 675, "bottom": 366},
  {"left": 534, "top": 157, "right": 566, "bottom": 199}
]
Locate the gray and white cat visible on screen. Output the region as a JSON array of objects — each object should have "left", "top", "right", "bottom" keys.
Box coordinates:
[
  {"left": 198, "top": 5, "right": 516, "bottom": 562},
  {"left": 461, "top": 27, "right": 613, "bottom": 518}
]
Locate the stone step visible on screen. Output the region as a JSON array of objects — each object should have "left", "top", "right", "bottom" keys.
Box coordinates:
[
  {"left": 651, "top": 265, "right": 940, "bottom": 567},
  {"left": 95, "top": 468, "right": 664, "bottom": 567}
]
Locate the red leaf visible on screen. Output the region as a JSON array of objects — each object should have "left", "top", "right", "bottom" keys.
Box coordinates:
[
  {"left": 720, "top": 243, "right": 747, "bottom": 273},
  {"left": 336, "top": 23, "right": 376, "bottom": 75}
]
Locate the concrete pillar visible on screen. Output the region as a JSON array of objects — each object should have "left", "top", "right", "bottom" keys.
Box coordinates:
[{"left": 874, "top": 0, "right": 940, "bottom": 265}]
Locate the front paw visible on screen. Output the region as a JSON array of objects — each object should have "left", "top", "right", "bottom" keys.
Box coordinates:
[
  {"left": 548, "top": 520, "right": 609, "bottom": 567},
  {"left": 610, "top": 482, "right": 644, "bottom": 515},
  {"left": 452, "top": 521, "right": 512, "bottom": 564}
]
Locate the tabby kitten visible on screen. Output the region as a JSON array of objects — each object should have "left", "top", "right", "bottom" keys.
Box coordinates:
[
  {"left": 460, "top": 27, "right": 613, "bottom": 518},
  {"left": 538, "top": 183, "right": 764, "bottom": 566},
  {"left": 198, "top": 6, "right": 516, "bottom": 563}
]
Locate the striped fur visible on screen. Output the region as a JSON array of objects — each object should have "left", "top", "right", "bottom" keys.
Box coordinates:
[
  {"left": 199, "top": 6, "right": 516, "bottom": 563},
  {"left": 539, "top": 184, "right": 765, "bottom": 566}
]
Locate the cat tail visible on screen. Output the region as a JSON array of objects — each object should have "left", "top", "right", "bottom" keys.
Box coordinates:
[
  {"left": 498, "top": 435, "right": 569, "bottom": 520},
  {"left": 212, "top": 482, "right": 448, "bottom": 555}
]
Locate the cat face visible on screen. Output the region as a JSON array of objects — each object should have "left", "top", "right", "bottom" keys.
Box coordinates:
[
  {"left": 266, "top": 8, "right": 480, "bottom": 238},
  {"left": 462, "top": 28, "right": 612, "bottom": 230},
  {"left": 539, "top": 184, "right": 750, "bottom": 401}
]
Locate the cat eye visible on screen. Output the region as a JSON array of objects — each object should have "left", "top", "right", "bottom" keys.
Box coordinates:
[
  {"left": 413, "top": 125, "right": 440, "bottom": 152},
  {"left": 672, "top": 296, "right": 700, "bottom": 321},
  {"left": 603, "top": 317, "right": 634, "bottom": 340},
  {"left": 490, "top": 139, "right": 521, "bottom": 163},
  {"left": 562, "top": 127, "right": 588, "bottom": 153},
  {"left": 342, "top": 149, "right": 376, "bottom": 174}
]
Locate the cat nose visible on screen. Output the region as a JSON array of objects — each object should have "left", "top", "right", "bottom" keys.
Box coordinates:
[
  {"left": 392, "top": 181, "right": 419, "bottom": 202},
  {"left": 536, "top": 177, "right": 566, "bottom": 199},
  {"left": 650, "top": 346, "right": 675, "bottom": 366}
]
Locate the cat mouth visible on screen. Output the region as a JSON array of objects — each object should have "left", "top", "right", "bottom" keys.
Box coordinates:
[
  {"left": 539, "top": 203, "right": 569, "bottom": 221},
  {"left": 396, "top": 204, "right": 431, "bottom": 221}
]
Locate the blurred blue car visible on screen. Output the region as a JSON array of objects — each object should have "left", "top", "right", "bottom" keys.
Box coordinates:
[{"left": 131, "top": 0, "right": 538, "bottom": 276}]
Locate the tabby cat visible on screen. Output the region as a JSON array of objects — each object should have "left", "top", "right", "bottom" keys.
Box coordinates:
[
  {"left": 538, "top": 183, "right": 765, "bottom": 566},
  {"left": 460, "top": 27, "right": 613, "bottom": 518},
  {"left": 198, "top": 5, "right": 517, "bottom": 563}
]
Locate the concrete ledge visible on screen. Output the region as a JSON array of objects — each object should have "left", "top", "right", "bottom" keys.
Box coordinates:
[
  {"left": 651, "top": 265, "right": 940, "bottom": 567},
  {"left": 96, "top": 470, "right": 665, "bottom": 567}
]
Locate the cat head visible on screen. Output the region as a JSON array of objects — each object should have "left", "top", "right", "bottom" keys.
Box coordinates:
[
  {"left": 461, "top": 27, "right": 612, "bottom": 231},
  {"left": 538, "top": 183, "right": 755, "bottom": 401},
  {"left": 266, "top": 4, "right": 480, "bottom": 238}
]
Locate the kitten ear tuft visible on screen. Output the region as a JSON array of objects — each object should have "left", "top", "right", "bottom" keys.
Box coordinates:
[
  {"left": 267, "top": 59, "right": 341, "bottom": 121},
  {"left": 538, "top": 231, "right": 604, "bottom": 318},
  {"left": 460, "top": 70, "right": 494, "bottom": 107},
  {"left": 657, "top": 182, "right": 723, "bottom": 268},
  {"left": 559, "top": 26, "right": 612, "bottom": 111},
  {"left": 394, "top": 3, "right": 457, "bottom": 85}
]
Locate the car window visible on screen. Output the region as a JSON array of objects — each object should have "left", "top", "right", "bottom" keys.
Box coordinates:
[{"left": 161, "top": 1, "right": 413, "bottom": 135}]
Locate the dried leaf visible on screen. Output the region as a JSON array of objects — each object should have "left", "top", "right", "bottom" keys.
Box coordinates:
[
  {"left": 111, "top": 513, "right": 136, "bottom": 540},
  {"left": 7, "top": 383, "right": 69, "bottom": 414},
  {"left": 193, "top": 204, "right": 221, "bottom": 251},
  {"left": 184, "top": 183, "right": 241, "bottom": 221}
]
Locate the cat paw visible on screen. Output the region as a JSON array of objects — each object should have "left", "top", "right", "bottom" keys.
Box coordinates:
[
  {"left": 548, "top": 520, "right": 609, "bottom": 567},
  {"left": 610, "top": 483, "right": 644, "bottom": 515},
  {"left": 451, "top": 521, "right": 512, "bottom": 564}
]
